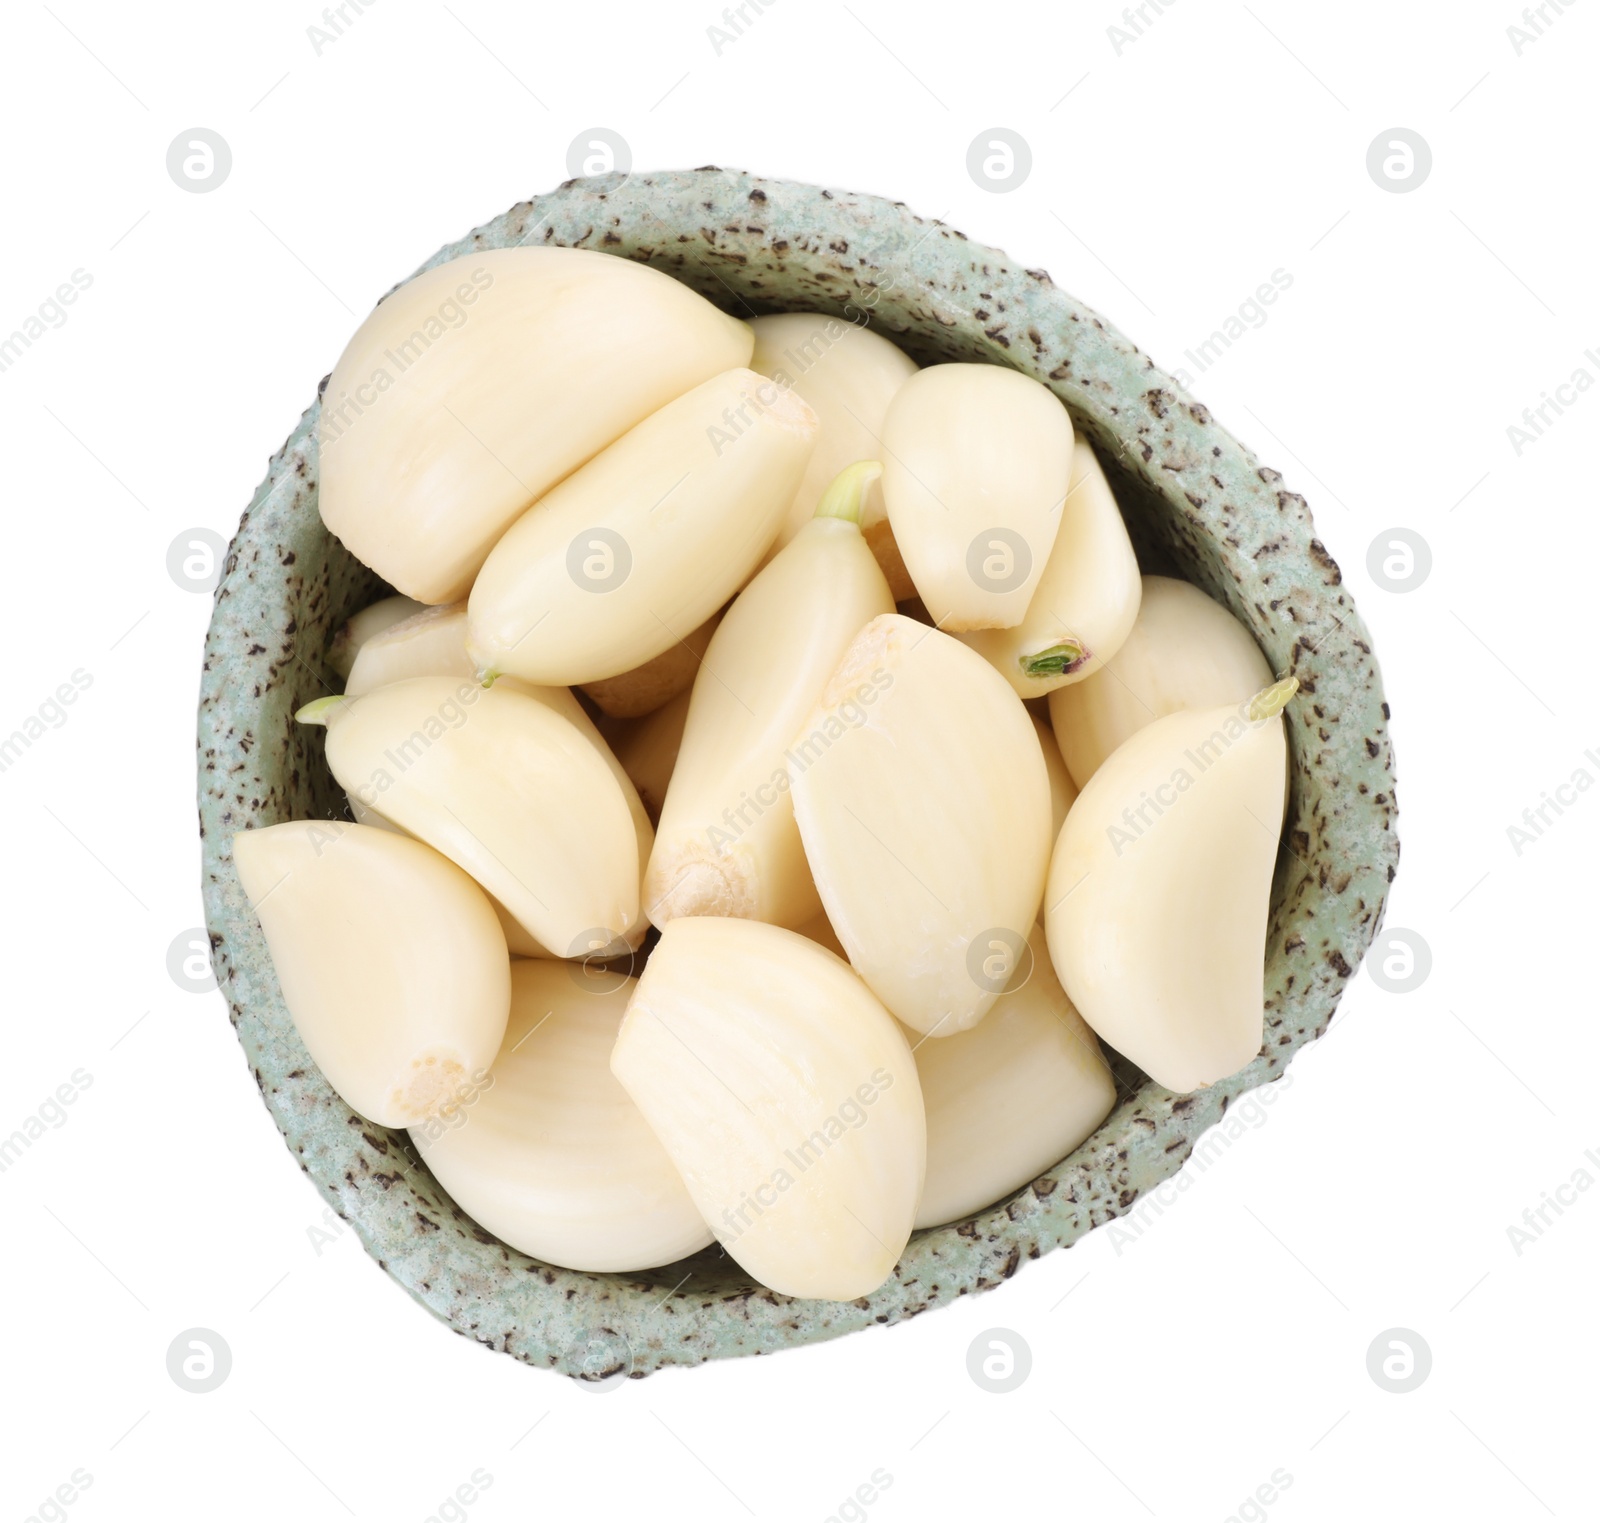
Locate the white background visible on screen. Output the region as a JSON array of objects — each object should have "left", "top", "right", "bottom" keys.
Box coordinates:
[{"left": 1, "top": 1, "right": 1594, "bottom": 1519}]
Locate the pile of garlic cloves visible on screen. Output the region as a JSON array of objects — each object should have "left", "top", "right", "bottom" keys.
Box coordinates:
[{"left": 236, "top": 246, "right": 1295, "bottom": 1301}]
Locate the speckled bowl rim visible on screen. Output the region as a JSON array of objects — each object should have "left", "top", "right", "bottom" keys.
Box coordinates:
[{"left": 197, "top": 167, "right": 1399, "bottom": 1380}]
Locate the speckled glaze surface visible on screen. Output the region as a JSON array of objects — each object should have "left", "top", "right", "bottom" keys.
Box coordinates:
[{"left": 197, "top": 167, "right": 1399, "bottom": 1381}]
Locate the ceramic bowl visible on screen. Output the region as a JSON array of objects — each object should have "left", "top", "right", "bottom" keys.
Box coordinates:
[{"left": 197, "top": 167, "right": 1399, "bottom": 1381}]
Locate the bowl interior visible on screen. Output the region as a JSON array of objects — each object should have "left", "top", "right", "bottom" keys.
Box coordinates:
[{"left": 198, "top": 167, "right": 1398, "bottom": 1379}]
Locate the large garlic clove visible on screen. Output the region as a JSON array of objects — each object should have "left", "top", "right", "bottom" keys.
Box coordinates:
[
  {"left": 232, "top": 821, "right": 510, "bottom": 1127},
  {"left": 299, "top": 676, "right": 641, "bottom": 959},
  {"left": 610, "top": 689, "right": 691, "bottom": 824},
  {"left": 1048, "top": 574, "right": 1274, "bottom": 790},
  {"left": 466, "top": 368, "right": 817, "bottom": 687},
  {"left": 910, "top": 925, "right": 1115, "bottom": 1229},
  {"left": 578, "top": 611, "right": 722, "bottom": 719},
  {"left": 1045, "top": 680, "right": 1296, "bottom": 1094},
  {"left": 788, "top": 613, "right": 1052, "bottom": 1037},
  {"left": 880, "top": 364, "right": 1073, "bottom": 631},
  {"left": 337, "top": 601, "right": 654, "bottom": 879},
  {"left": 644, "top": 462, "right": 895, "bottom": 930},
  {"left": 326, "top": 594, "right": 424, "bottom": 680},
  {"left": 748, "top": 314, "right": 919, "bottom": 597},
  {"left": 412, "top": 959, "right": 712, "bottom": 1273},
  {"left": 611, "top": 917, "right": 925, "bottom": 1301},
  {"left": 318, "top": 248, "right": 753, "bottom": 604},
  {"left": 957, "top": 439, "right": 1141, "bottom": 698}
]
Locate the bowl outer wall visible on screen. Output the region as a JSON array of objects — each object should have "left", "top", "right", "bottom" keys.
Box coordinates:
[{"left": 197, "top": 166, "right": 1399, "bottom": 1379}]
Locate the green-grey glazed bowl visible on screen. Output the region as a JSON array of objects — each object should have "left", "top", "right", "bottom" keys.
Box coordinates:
[{"left": 197, "top": 167, "right": 1399, "bottom": 1381}]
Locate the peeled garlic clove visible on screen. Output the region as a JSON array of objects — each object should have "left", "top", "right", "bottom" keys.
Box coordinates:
[
  {"left": 579, "top": 611, "right": 722, "bottom": 719},
  {"left": 337, "top": 601, "right": 654, "bottom": 878},
  {"left": 611, "top": 917, "right": 924, "bottom": 1301},
  {"left": 318, "top": 248, "right": 753, "bottom": 604},
  {"left": 326, "top": 594, "right": 424, "bottom": 680},
  {"left": 346, "top": 773, "right": 556, "bottom": 958},
  {"left": 345, "top": 602, "right": 472, "bottom": 697},
  {"left": 645, "top": 462, "right": 894, "bottom": 930},
  {"left": 467, "top": 368, "right": 817, "bottom": 687},
  {"left": 503, "top": 680, "right": 654, "bottom": 880},
  {"left": 232, "top": 821, "right": 510, "bottom": 1126},
  {"left": 300, "top": 676, "right": 641, "bottom": 958},
  {"left": 610, "top": 689, "right": 691, "bottom": 823},
  {"left": 748, "top": 314, "right": 919, "bottom": 597},
  {"left": 911, "top": 925, "right": 1114, "bottom": 1229},
  {"left": 1045, "top": 680, "right": 1296, "bottom": 1094},
  {"left": 788, "top": 613, "right": 1052, "bottom": 1037},
  {"left": 412, "top": 959, "right": 712, "bottom": 1273},
  {"left": 1049, "top": 574, "right": 1274, "bottom": 790},
  {"left": 957, "top": 439, "right": 1141, "bottom": 698},
  {"left": 881, "top": 364, "right": 1073, "bottom": 631}
]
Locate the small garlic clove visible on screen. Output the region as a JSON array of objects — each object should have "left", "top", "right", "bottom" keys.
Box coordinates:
[
  {"left": 1048, "top": 575, "right": 1274, "bottom": 790},
  {"left": 748, "top": 313, "right": 920, "bottom": 597},
  {"left": 788, "top": 613, "right": 1052, "bottom": 1037},
  {"left": 345, "top": 601, "right": 472, "bottom": 697},
  {"left": 466, "top": 368, "right": 817, "bottom": 687},
  {"left": 611, "top": 916, "right": 925, "bottom": 1301},
  {"left": 326, "top": 594, "right": 424, "bottom": 680},
  {"left": 319, "top": 247, "right": 753, "bottom": 604},
  {"left": 578, "top": 611, "right": 722, "bottom": 719},
  {"left": 1045, "top": 680, "right": 1296, "bottom": 1093},
  {"left": 232, "top": 820, "right": 510, "bottom": 1127},
  {"left": 910, "top": 925, "right": 1115, "bottom": 1229},
  {"left": 301, "top": 676, "right": 641, "bottom": 958},
  {"left": 412, "top": 959, "right": 712, "bottom": 1273},
  {"left": 645, "top": 462, "right": 894, "bottom": 930},
  {"left": 957, "top": 439, "right": 1141, "bottom": 698},
  {"left": 881, "top": 364, "right": 1074, "bottom": 630}
]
